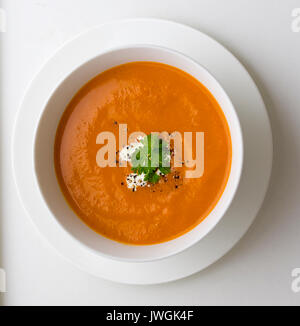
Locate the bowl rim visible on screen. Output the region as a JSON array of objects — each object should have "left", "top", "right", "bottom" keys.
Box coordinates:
[{"left": 33, "top": 43, "right": 244, "bottom": 262}]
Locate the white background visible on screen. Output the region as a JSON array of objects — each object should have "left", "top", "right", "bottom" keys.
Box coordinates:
[{"left": 1, "top": 0, "right": 300, "bottom": 306}]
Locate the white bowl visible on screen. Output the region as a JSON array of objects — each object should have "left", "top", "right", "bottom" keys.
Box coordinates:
[{"left": 34, "top": 45, "right": 243, "bottom": 262}]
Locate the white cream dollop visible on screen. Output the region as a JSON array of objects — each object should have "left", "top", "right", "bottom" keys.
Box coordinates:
[
  {"left": 119, "top": 137, "right": 143, "bottom": 162},
  {"left": 126, "top": 173, "right": 147, "bottom": 191},
  {"left": 119, "top": 137, "right": 147, "bottom": 191}
]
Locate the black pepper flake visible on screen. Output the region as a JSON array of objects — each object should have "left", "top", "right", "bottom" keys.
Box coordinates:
[
  {"left": 175, "top": 185, "right": 178, "bottom": 189},
  {"left": 114, "top": 121, "right": 118, "bottom": 125},
  {"left": 121, "top": 182, "right": 124, "bottom": 185}
]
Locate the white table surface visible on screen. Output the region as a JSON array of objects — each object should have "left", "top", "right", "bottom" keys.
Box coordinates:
[{"left": 1, "top": 0, "right": 300, "bottom": 306}]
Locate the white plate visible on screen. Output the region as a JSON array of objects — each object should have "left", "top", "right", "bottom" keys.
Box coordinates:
[{"left": 12, "top": 18, "right": 272, "bottom": 285}]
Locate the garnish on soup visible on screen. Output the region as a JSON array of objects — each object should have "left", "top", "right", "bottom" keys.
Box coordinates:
[{"left": 119, "top": 134, "right": 171, "bottom": 191}]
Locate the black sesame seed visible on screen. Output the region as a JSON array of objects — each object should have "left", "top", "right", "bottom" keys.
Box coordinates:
[{"left": 175, "top": 185, "right": 178, "bottom": 189}]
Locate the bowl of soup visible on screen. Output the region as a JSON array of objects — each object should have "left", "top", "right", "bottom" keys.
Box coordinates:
[{"left": 34, "top": 45, "right": 243, "bottom": 262}]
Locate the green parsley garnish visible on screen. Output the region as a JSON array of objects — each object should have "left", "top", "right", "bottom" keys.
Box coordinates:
[{"left": 131, "top": 134, "right": 171, "bottom": 184}]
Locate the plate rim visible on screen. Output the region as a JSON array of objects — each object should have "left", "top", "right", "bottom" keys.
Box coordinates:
[{"left": 12, "top": 17, "right": 273, "bottom": 285}]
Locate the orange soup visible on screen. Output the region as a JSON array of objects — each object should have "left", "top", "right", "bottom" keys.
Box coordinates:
[{"left": 54, "top": 62, "right": 231, "bottom": 245}]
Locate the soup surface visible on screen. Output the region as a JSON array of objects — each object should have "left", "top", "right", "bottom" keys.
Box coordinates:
[{"left": 54, "top": 62, "right": 232, "bottom": 245}]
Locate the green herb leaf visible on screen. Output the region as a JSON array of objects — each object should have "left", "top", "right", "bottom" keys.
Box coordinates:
[{"left": 131, "top": 134, "right": 171, "bottom": 184}]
